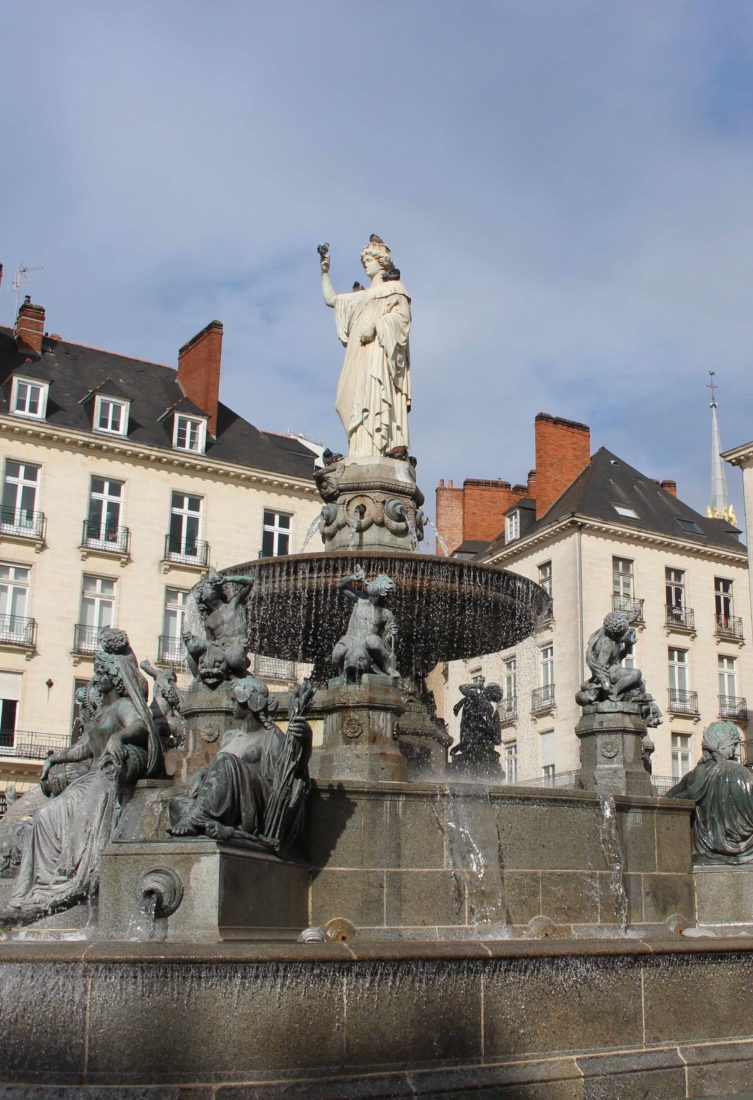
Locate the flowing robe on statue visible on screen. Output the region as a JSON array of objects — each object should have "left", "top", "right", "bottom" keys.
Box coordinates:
[
  {"left": 334, "top": 280, "right": 411, "bottom": 457},
  {"left": 668, "top": 758, "right": 753, "bottom": 864}
]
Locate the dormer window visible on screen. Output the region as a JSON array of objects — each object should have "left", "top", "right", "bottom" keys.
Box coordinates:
[
  {"left": 505, "top": 511, "right": 520, "bottom": 542},
  {"left": 173, "top": 414, "right": 207, "bottom": 454},
  {"left": 11, "top": 377, "right": 48, "bottom": 420},
  {"left": 94, "top": 395, "right": 129, "bottom": 436}
]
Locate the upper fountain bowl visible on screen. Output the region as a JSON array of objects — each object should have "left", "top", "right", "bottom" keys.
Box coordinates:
[{"left": 230, "top": 550, "right": 550, "bottom": 676}]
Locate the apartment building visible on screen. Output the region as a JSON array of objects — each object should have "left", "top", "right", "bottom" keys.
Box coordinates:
[
  {"left": 0, "top": 299, "right": 321, "bottom": 795},
  {"left": 431, "top": 414, "right": 753, "bottom": 789}
]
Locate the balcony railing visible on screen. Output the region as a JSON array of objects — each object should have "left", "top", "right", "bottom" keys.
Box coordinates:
[
  {"left": 665, "top": 605, "right": 695, "bottom": 632},
  {"left": 0, "top": 729, "right": 71, "bottom": 760},
  {"left": 499, "top": 696, "right": 518, "bottom": 723},
  {"left": 652, "top": 775, "right": 680, "bottom": 796},
  {"left": 252, "top": 654, "right": 297, "bottom": 682},
  {"left": 157, "top": 635, "right": 188, "bottom": 668},
  {"left": 0, "top": 506, "right": 46, "bottom": 542},
  {"left": 531, "top": 684, "right": 555, "bottom": 714},
  {"left": 81, "top": 520, "right": 130, "bottom": 555},
  {"left": 667, "top": 688, "right": 699, "bottom": 716},
  {"left": 73, "top": 623, "right": 103, "bottom": 654},
  {"left": 612, "top": 593, "right": 644, "bottom": 623},
  {"left": 715, "top": 615, "right": 745, "bottom": 642},
  {"left": 163, "top": 535, "right": 209, "bottom": 567},
  {"left": 719, "top": 695, "right": 748, "bottom": 722},
  {"left": 0, "top": 614, "right": 37, "bottom": 648}
]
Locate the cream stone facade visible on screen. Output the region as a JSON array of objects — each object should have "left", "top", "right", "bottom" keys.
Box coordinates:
[{"left": 0, "top": 310, "right": 322, "bottom": 797}]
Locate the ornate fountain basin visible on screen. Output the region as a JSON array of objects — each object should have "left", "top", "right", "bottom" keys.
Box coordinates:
[{"left": 231, "top": 550, "right": 550, "bottom": 676}]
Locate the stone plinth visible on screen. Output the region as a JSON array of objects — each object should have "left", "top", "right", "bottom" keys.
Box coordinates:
[
  {"left": 576, "top": 701, "right": 654, "bottom": 797},
  {"left": 312, "top": 676, "right": 408, "bottom": 782},
  {"left": 314, "top": 455, "right": 426, "bottom": 552},
  {"left": 695, "top": 865, "right": 753, "bottom": 926},
  {"left": 98, "top": 839, "right": 308, "bottom": 941},
  {"left": 164, "top": 678, "right": 236, "bottom": 782}
]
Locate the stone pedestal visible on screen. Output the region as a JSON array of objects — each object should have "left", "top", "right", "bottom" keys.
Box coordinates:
[
  {"left": 314, "top": 455, "right": 426, "bottom": 552},
  {"left": 396, "top": 685, "right": 451, "bottom": 779},
  {"left": 99, "top": 839, "right": 309, "bottom": 941},
  {"left": 311, "top": 676, "right": 408, "bottom": 782},
  {"left": 576, "top": 701, "right": 654, "bottom": 797},
  {"left": 164, "top": 679, "right": 236, "bottom": 782},
  {"left": 694, "top": 865, "right": 753, "bottom": 926}
]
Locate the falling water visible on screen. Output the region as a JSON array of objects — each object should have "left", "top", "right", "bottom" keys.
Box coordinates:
[
  {"left": 404, "top": 513, "right": 419, "bottom": 551},
  {"left": 597, "top": 794, "right": 628, "bottom": 932},
  {"left": 125, "top": 892, "right": 158, "bottom": 942},
  {"left": 424, "top": 517, "right": 450, "bottom": 557},
  {"left": 300, "top": 511, "right": 325, "bottom": 553}
]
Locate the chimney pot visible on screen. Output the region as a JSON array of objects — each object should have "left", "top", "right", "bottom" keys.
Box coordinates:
[
  {"left": 15, "top": 297, "right": 46, "bottom": 358},
  {"left": 661, "top": 479, "right": 677, "bottom": 497}
]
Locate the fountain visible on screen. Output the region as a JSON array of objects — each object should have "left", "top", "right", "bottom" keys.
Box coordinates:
[{"left": 2, "top": 235, "right": 753, "bottom": 1098}]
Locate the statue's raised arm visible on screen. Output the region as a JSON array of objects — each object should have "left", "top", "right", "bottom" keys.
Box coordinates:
[{"left": 317, "top": 235, "right": 411, "bottom": 459}]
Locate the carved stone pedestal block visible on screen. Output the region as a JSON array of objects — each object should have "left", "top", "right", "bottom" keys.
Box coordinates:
[
  {"left": 312, "top": 677, "right": 408, "bottom": 782},
  {"left": 164, "top": 679, "right": 236, "bottom": 783},
  {"left": 314, "top": 455, "right": 426, "bottom": 553},
  {"left": 576, "top": 701, "right": 653, "bottom": 797},
  {"left": 99, "top": 839, "right": 309, "bottom": 941}
]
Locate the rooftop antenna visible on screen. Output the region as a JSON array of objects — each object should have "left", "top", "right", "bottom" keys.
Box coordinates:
[
  {"left": 707, "top": 371, "right": 734, "bottom": 523},
  {"left": 12, "top": 265, "right": 43, "bottom": 316}
]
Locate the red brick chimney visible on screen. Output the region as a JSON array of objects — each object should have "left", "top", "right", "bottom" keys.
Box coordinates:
[
  {"left": 661, "top": 479, "right": 677, "bottom": 497},
  {"left": 15, "top": 296, "right": 45, "bottom": 358},
  {"left": 535, "top": 413, "right": 591, "bottom": 519},
  {"left": 436, "top": 479, "right": 464, "bottom": 554},
  {"left": 177, "top": 320, "right": 223, "bottom": 436}
]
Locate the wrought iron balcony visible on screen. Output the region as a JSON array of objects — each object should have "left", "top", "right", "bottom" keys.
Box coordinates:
[
  {"left": 157, "top": 635, "right": 188, "bottom": 668},
  {"left": 499, "top": 695, "right": 518, "bottom": 723},
  {"left": 715, "top": 614, "right": 744, "bottom": 643},
  {"left": 531, "top": 684, "right": 555, "bottom": 714},
  {"left": 73, "top": 623, "right": 102, "bottom": 654},
  {"left": 0, "top": 729, "right": 72, "bottom": 759},
  {"left": 612, "top": 593, "right": 644, "bottom": 623},
  {"left": 667, "top": 688, "right": 699, "bottom": 716},
  {"left": 665, "top": 605, "right": 695, "bottom": 632},
  {"left": 252, "top": 654, "right": 297, "bottom": 682},
  {"left": 0, "top": 506, "right": 46, "bottom": 542},
  {"left": 719, "top": 694, "right": 748, "bottom": 722},
  {"left": 163, "top": 534, "right": 209, "bottom": 567},
  {"left": 0, "top": 614, "right": 36, "bottom": 648},
  {"left": 651, "top": 775, "right": 680, "bottom": 796},
  {"left": 81, "top": 520, "right": 130, "bottom": 556}
]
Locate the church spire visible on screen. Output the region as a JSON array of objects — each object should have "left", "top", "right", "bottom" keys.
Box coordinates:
[{"left": 707, "top": 372, "right": 735, "bottom": 524}]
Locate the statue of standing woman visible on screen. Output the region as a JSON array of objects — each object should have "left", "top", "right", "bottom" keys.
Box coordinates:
[{"left": 319, "top": 236, "right": 411, "bottom": 459}]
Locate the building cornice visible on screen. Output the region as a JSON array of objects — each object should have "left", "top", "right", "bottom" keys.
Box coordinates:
[
  {"left": 722, "top": 440, "right": 753, "bottom": 468},
  {"left": 486, "top": 513, "right": 747, "bottom": 567},
  {"left": 0, "top": 415, "right": 318, "bottom": 496}
]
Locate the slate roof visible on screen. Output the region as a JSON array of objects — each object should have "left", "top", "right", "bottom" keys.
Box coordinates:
[
  {"left": 477, "top": 446, "right": 744, "bottom": 559},
  {"left": 0, "top": 327, "right": 315, "bottom": 482}
]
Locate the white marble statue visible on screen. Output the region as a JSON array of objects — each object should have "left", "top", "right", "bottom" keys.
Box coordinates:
[{"left": 319, "top": 236, "right": 411, "bottom": 459}]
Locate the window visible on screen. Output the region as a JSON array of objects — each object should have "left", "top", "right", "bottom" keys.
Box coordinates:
[
  {"left": 78, "top": 575, "right": 115, "bottom": 651},
  {"left": 173, "top": 414, "right": 206, "bottom": 454},
  {"left": 540, "top": 729, "right": 555, "bottom": 786},
  {"left": 538, "top": 561, "right": 552, "bottom": 598},
  {"left": 0, "top": 671, "right": 21, "bottom": 747},
  {"left": 665, "top": 568, "right": 685, "bottom": 612},
  {"left": 0, "top": 564, "right": 30, "bottom": 643},
  {"left": 504, "top": 741, "right": 518, "bottom": 785},
  {"left": 169, "top": 492, "right": 203, "bottom": 559},
  {"left": 11, "top": 376, "right": 47, "bottom": 419},
  {"left": 161, "top": 587, "right": 190, "bottom": 663},
  {"left": 715, "top": 578, "right": 734, "bottom": 627},
  {"left": 613, "top": 504, "right": 639, "bottom": 519},
  {"left": 672, "top": 734, "right": 692, "bottom": 780},
  {"left": 86, "top": 477, "right": 124, "bottom": 546},
  {"left": 676, "top": 517, "right": 702, "bottom": 536},
  {"left": 541, "top": 644, "right": 554, "bottom": 688},
  {"left": 505, "top": 511, "right": 520, "bottom": 542},
  {"left": 504, "top": 656, "right": 517, "bottom": 702},
  {"left": 668, "top": 648, "right": 689, "bottom": 693},
  {"left": 719, "top": 655, "right": 737, "bottom": 697},
  {"left": 94, "top": 395, "right": 129, "bottom": 436},
  {"left": 262, "top": 510, "right": 292, "bottom": 558},
  {"left": 612, "top": 557, "right": 634, "bottom": 599},
  {"left": 1, "top": 459, "right": 40, "bottom": 534}
]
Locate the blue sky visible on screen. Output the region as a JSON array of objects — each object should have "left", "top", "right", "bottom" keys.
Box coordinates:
[{"left": 2, "top": 2, "right": 753, "bottom": 532}]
